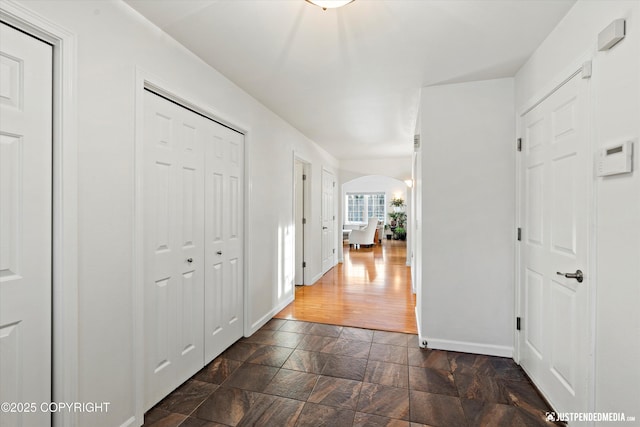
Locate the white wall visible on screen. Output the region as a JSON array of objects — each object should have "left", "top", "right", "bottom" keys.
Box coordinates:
[
  {"left": 340, "top": 157, "right": 412, "bottom": 182},
  {"left": 516, "top": 0, "right": 640, "bottom": 421},
  {"left": 418, "top": 78, "right": 515, "bottom": 357},
  {"left": 8, "top": 1, "right": 338, "bottom": 425}
]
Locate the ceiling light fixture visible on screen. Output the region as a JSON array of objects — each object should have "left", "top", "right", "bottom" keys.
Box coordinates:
[{"left": 305, "top": 0, "right": 354, "bottom": 11}]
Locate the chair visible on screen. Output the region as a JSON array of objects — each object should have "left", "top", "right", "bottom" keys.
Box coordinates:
[{"left": 349, "top": 217, "right": 378, "bottom": 248}]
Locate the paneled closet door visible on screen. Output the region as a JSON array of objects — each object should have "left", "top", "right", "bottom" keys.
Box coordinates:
[
  {"left": 0, "top": 22, "right": 52, "bottom": 427},
  {"left": 143, "top": 90, "right": 205, "bottom": 410},
  {"left": 203, "top": 120, "right": 244, "bottom": 364}
]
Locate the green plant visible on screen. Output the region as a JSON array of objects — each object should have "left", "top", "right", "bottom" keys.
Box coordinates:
[
  {"left": 388, "top": 211, "right": 407, "bottom": 228},
  {"left": 390, "top": 197, "right": 405, "bottom": 208},
  {"left": 394, "top": 227, "right": 407, "bottom": 241}
]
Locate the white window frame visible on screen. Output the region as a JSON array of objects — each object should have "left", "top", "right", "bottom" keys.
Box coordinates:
[{"left": 344, "top": 192, "right": 386, "bottom": 225}]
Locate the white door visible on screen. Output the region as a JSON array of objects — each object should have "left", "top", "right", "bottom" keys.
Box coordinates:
[
  {"left": 203, "top": 120, "right": 244, "bottom": 364},
  {"left": 294, "top": 161, "right": 305, "bottom": 285},
  {"left": 321, "top": 169, "right": 335, "bottom": 274},
  {"left": 143, "top": 90, "right": 205, "bottom": 409},
  {"left": 0, "top": 22, "right": 52, "bottom": 427},
  {"left": 519, "top": 73, "right": 590, "bottom": 414}
]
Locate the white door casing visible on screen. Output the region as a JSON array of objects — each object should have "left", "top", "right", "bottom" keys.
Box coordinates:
[
  {"left": 518, "top": 73, "right": 590, "bottom": 414},
  {"left": 143, "top": 90, "right": 205, "bottom": 409},
  {"left": 0, "top": 22, "right": 52, "bottom": 427},
  {"left": 294, "top": 160, "right": 305, "bottom": 285},
  {"left": 203, "top": 117, "right": 244, "bottom": 364},
  {"left": 321, "top": 169, "right": 335, "bottom": 274}
]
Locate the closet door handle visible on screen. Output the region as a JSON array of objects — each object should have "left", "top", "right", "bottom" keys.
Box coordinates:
[
  {"left": 216, "top": 251, "right": 222, "bottom": 255},
  {"left": 186, "top": 258, "right": 193, "bottom": 264},
  {"left": 556, "top": 270, "right": 583, "bottom": 283}
]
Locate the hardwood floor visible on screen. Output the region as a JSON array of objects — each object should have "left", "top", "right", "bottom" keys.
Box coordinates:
[{"left": 275, "top": 239, "right": 417, "bottom": 334}]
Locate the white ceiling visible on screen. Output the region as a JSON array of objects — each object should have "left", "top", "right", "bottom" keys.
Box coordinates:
[{"left": 125, "top": 0, "right": 575, "bottom": 160}]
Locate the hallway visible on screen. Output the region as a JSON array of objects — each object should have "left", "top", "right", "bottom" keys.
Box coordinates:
[{"left": 276, "top": 240, "right": 417, "bottom": 334}]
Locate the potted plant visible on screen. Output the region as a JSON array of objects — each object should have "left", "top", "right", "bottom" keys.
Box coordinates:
[
  {"left": 390, "top": 197, "right": 405, "bottom": 212},
  {"left": 388, "top": 211, "right": 407, "bottom": 229},
  {"left": 394, "top": 227, "right": 407, "bottom": 241},
  {"left": 384, "top": 224, "right": 393, "bottom": 240}
]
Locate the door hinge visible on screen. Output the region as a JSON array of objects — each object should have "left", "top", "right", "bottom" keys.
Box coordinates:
[
  {"left": 302, "top": 218, "right": 306, "bottom": 224},
  {"left": 517, "top": 138, "right": 522, "bottom": 152},
  {"left": 333, "top": 181, "right": 336, "bottom": 188},
  {"left": 516, "top": 317, "right": 521, "bottom": 331},
  {"left": 333, "top": 215, "right": 335, "bottom": 220},
  {"left": 332, "top": 248, "right": 335, "bottom": 254},
  {"left": 302, "top": 174, "right": 307, "bottom": 181},
  {"left": 302, "top": 261, "right": 306, "bottom": 268},
  {"left": 517, "top": 228, "right": 522, "bottom": 241}
]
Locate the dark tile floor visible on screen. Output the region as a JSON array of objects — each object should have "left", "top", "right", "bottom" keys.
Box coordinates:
[{"left": 144, "top": 319, "right": 558, "bottom": 427}]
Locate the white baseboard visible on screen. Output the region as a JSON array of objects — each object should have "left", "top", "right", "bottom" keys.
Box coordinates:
[
  {"left": 425, "top": 337, "right": 513, "bottom": 358},
  {"left": 119, "top": 416, "right": 137, "bottom": 427},
  {"left": 305, "top": 271, "right": 323, "bottom": 286},
  {"left": 415, "top": 306, "right": 426, "bottom": 348},
  {"left": 248, "top": 294, "right": 294, "bottom": 335}
]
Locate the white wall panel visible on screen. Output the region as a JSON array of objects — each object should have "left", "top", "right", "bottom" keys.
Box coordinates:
[{"left": 419, "top": 78, "right": 515, "bottom": 356}]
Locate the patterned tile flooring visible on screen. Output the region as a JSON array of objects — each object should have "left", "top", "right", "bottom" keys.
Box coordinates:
[{"left": 143, "top": 319, "right": 558, "bottom": 427}]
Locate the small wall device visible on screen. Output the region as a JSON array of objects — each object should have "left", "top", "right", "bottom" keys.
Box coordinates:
[{"left": 597, "top": 141, "right": 633, "bottom": 177}]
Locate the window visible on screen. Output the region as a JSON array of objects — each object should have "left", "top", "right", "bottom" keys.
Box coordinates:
[{"left": 345, "top": 193, "right": 386, "bottom": 224}]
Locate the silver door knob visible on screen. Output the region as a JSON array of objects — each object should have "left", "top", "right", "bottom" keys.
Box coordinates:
[
  {"left": 216, "top": 251, "right": 222, "bottom": 255},
  {"left": 187, "top": 258, "right": 193, "bottom": 263},
  {"left": 556, "top": 270, "right": 583, "bottom": 283}
]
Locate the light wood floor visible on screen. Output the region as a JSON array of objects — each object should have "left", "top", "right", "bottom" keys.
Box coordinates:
[{"left": 275, "top": 239, "right": 417, "bottom": 334}]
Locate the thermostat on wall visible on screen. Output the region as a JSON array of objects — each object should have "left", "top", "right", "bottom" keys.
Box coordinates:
[{"left": 597, "top": 141, "right": 633, "bottom": 177}]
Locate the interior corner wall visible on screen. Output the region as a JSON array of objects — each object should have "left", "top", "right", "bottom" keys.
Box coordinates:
[
  {"left": 515, "top": 0, "right": 640, "bottom": 419},
  {"left": 419, "top": 77, "right": 515, "bottom": 357},
  {"left": 9, "top": 1, "right": 338, "bottom": 426}
]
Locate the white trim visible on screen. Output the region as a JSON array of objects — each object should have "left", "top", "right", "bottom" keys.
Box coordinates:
[
  {"left": 133, "top": 67, "right": 251, "bottom": 422},
  {"left": 415, "top": 306, "right": 426, "bottom": 348},
  {"left": 518, "top": 50, "right": 593, "bottom": 118},
  {"left": 249, "top": 295, "right": 294, "bottom": 333},
  {"left": 119, "top": 416, "right": 137, "bottom": 427},
  {"left": 0, "top": 3, "right": 79, "bottom": 427},
  {"left": 306, "top": 270, "right": 324, "bottom": 286},
  {"left": 426, "top": 337, "right": 514, "bottom": 358},
  {"left": 293, "top": 153, "right": 311, "bottom": 286}
]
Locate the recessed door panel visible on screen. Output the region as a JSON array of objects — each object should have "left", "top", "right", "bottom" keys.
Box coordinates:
[
  {"left": 526, "top": 164, "right": 544, "bottom": 246},
  {"left": 525, "top": 269, "right": 543, "bottom": 359},
  {"left": 550, "top": 280, "right": 576, "bottom": 395}
]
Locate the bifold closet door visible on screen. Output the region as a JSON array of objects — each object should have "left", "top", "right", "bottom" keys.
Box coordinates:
[
  {"left": 143, "top": 90, "right": 245, "bottom": 409},
  {"left": 203, "top": 121, "right": 244, "bottom": 364},
  {"left": 143, "top": 90, "right": 205, "bottom": 409},
  {"left": 0, "top": 22, "right": 52, "bottom": 427}
]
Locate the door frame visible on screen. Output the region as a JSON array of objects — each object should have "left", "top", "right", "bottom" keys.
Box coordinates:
[
  {"left": 320, "top": 167, "right": 337, "bottom": 274},
  {"left": 133, "top": 68, "right": 250, "bottom": 424},
  {"left": 293, "top": 154, "right": 310, "bottom": 285},
  {"left": 514, "top": 51, "right": 597, "bottom": 416},
  {"left": 0, "top": 2, "right": 79, "bottom": 427}
]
